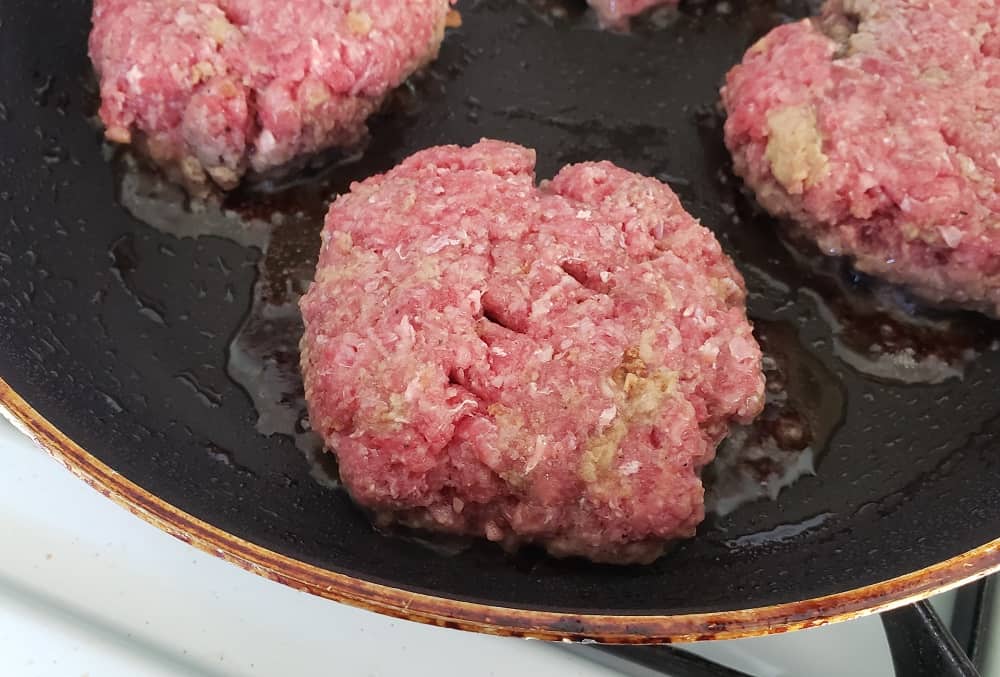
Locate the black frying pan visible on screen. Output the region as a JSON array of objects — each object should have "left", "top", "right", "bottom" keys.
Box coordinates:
[{"left": 3, "top": 0, "right": 1000, "bottom": 642}]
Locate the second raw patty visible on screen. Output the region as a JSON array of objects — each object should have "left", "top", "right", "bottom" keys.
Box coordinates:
[{"left": 89, "top": 0, "right": 451, "bottom": 191}]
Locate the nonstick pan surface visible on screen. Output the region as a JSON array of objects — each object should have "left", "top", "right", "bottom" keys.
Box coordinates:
[{"left": 3, "top": 0, "right": 1000, "bottom": 641}]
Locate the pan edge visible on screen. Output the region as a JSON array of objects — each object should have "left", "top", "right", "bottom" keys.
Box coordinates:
[{"left": 1, "top": 375, "right": 998, "bottom": 643}]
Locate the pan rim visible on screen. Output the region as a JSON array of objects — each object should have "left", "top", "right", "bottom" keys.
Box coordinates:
[{"left": 2, "top": 376, "right": 998, "bottom": 642}]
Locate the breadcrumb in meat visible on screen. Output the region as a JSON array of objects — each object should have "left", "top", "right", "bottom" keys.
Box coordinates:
[
  {"left": 722, "top": 0, "right": 1000, "bottom": 314},
  {"left": 299, "top": 139, "right": 764, "bottom": 563}
]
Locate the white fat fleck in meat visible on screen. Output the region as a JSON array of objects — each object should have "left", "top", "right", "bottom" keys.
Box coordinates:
[
  {"left": 453, "top": 343, "right": 475, "bottom": 365},
  {"left": 403, "top": 376, "right": 423, "bottom": 402},
  {"left": 638, "top": 329, "right": 657, "bottom": 364},
  {"left": 576, "top": 209, "right": 592, "bottom": 219},
  {"left": 532, "top": 344, "right": 554, "bottom": 363},
  {"left": 620, "top": 460, "right": 641, "bottom": 476},
  {"left": 597, "top": 224, "right": 619, "bottom": 247},
  {"left": 728, "top": 334, "right": 758, "bottom": 361},
  {"left": 126, "top": 65, "right": 143, "bottom": 90},
  {"left": 257, "top": 129, "right": 277, "bottom": 155},
  {"left": 523, "top": 435, "right": 549, "bottom": 473},
  {"left": 699, "top": 339, "right": 721, "bottom": 362},
  {"left": 466, "top": 289, "right": 483, "bottom": 313},
  {"left": 939, "top": 226, "right": 964, "bottom": 248},
  {"left": 598, "top": 405, "right": 617, "bottom": 428},
  {"left": 665, "top": 325, "right": 682, "bottom": 351},
  {"left": 490, "top": 346, "right": 508, "bottom": 357},
  {"left": 309, "top": 37, "right": 323, "bottom": 71},
  {"left": 530, "top": 297, "right": 551, "bottom": 318},
  {"left": 424, "top": 234, "right": 463, "bottom": 253},
  {"left": 532, "top": 280, "right": 576, "bottom": 319},
  {"left": 397, "top": 315, "right": 416, "bottom": 345},
  {"left": 174, "top": 8, "right": 194, "bottom": 27},
  {"left": 333, "top": 341, "right": 360, "bottom": 367},
  {"left": 448, "top": 398, "right": 478, "bottom": 415},
  {"left": 599, "top": 271, "right": 611, "bottom": 283},
  {"left": 956, "top": 154, "right": 978, "bottom": 179},
  {"left": 527, "top": 381, "right": 553, "bottom": 395}
]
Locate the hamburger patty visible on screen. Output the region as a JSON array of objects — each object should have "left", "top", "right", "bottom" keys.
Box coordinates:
[
  {"left": 299, "top": 139, "right": 764, "bottom": 563},
  {"left": 722, "top": 0, "right": 1000, "bottom": 314},
  {"left": 89, "top": 0, "right": 450, "bottom": 191}
]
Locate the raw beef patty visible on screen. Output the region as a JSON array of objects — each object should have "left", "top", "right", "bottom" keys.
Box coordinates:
[
  {"left": 723, "top": 0, "right": 1000, "bottom": 314},
  {"left": 299, "top": 139, "right": 764, "bottom": 563},
  {"left": 89, "top": 0, "right": 451, "bottom": 191}
]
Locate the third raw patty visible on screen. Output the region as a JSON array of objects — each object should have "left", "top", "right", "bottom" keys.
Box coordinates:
[{"left": 723, "top": 0, "right": 1000, "bottom": 314}]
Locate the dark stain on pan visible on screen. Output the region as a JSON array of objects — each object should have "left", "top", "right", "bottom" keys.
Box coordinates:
[{"left": 2, "top": 0, "right": 1000, "bottom": 639}]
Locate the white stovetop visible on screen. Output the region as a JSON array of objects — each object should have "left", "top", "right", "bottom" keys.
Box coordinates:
[{"left": 0, "top": 416, "right": 991, "bottom": 677}]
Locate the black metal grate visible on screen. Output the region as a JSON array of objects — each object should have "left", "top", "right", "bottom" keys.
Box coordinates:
[{"left": 574, "top": 576, "right": 995, "bottom": 677}]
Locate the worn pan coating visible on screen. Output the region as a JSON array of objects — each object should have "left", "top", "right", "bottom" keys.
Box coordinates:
[{"left": 3, "top": 0, "right": 1000, "bottom": 642}]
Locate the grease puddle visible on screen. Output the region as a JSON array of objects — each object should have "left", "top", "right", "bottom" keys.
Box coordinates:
[
  {"left": 705, "top": 319, "right": 845, "bottom": 516},
  {"left": 115, "top": 150, "right": 335, "bottom": 486},
  {"left": 784, "top": 239, "right": 997, "bottom": 385}
]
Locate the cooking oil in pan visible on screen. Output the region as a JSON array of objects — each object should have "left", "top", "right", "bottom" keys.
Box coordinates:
[
  {"left": 115, "top": 148, "right": 849, "bottom": 529},
  {"left": 115, "top": 151, "right": 337, "bottom": 487},
  {"left": 106, "top": 0, "right": 997, "bottom": 557},
  {"left": 704, "top": 319, "right": 845, "bottom": 516},
  {"left": 780, "top": 237, "right": 998, "bottom": 385}
]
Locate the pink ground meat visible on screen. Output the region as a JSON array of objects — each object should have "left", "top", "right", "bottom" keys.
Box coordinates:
[
  {"left": 722, "top": 0, "right": 1000, "bottom": 314},
  {"left": 588, "top": 0, "right": 676, "bottom": 28},
  {"left": 299, "top": 139, "right": 764, "bottom": 564},
  {"left": 89, "top": 0, "right": 450, "bottom": 191}
]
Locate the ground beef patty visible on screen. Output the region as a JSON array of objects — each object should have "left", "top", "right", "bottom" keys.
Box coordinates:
[
  {"left": 299, "top": 140, "right": 764, "bottom": 563},
  {"left": 723, "top": 0, "right": 1000, "bottom": 314},
  {"left": 89, "top": 0, "right": 450, "bottom": 191}
]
